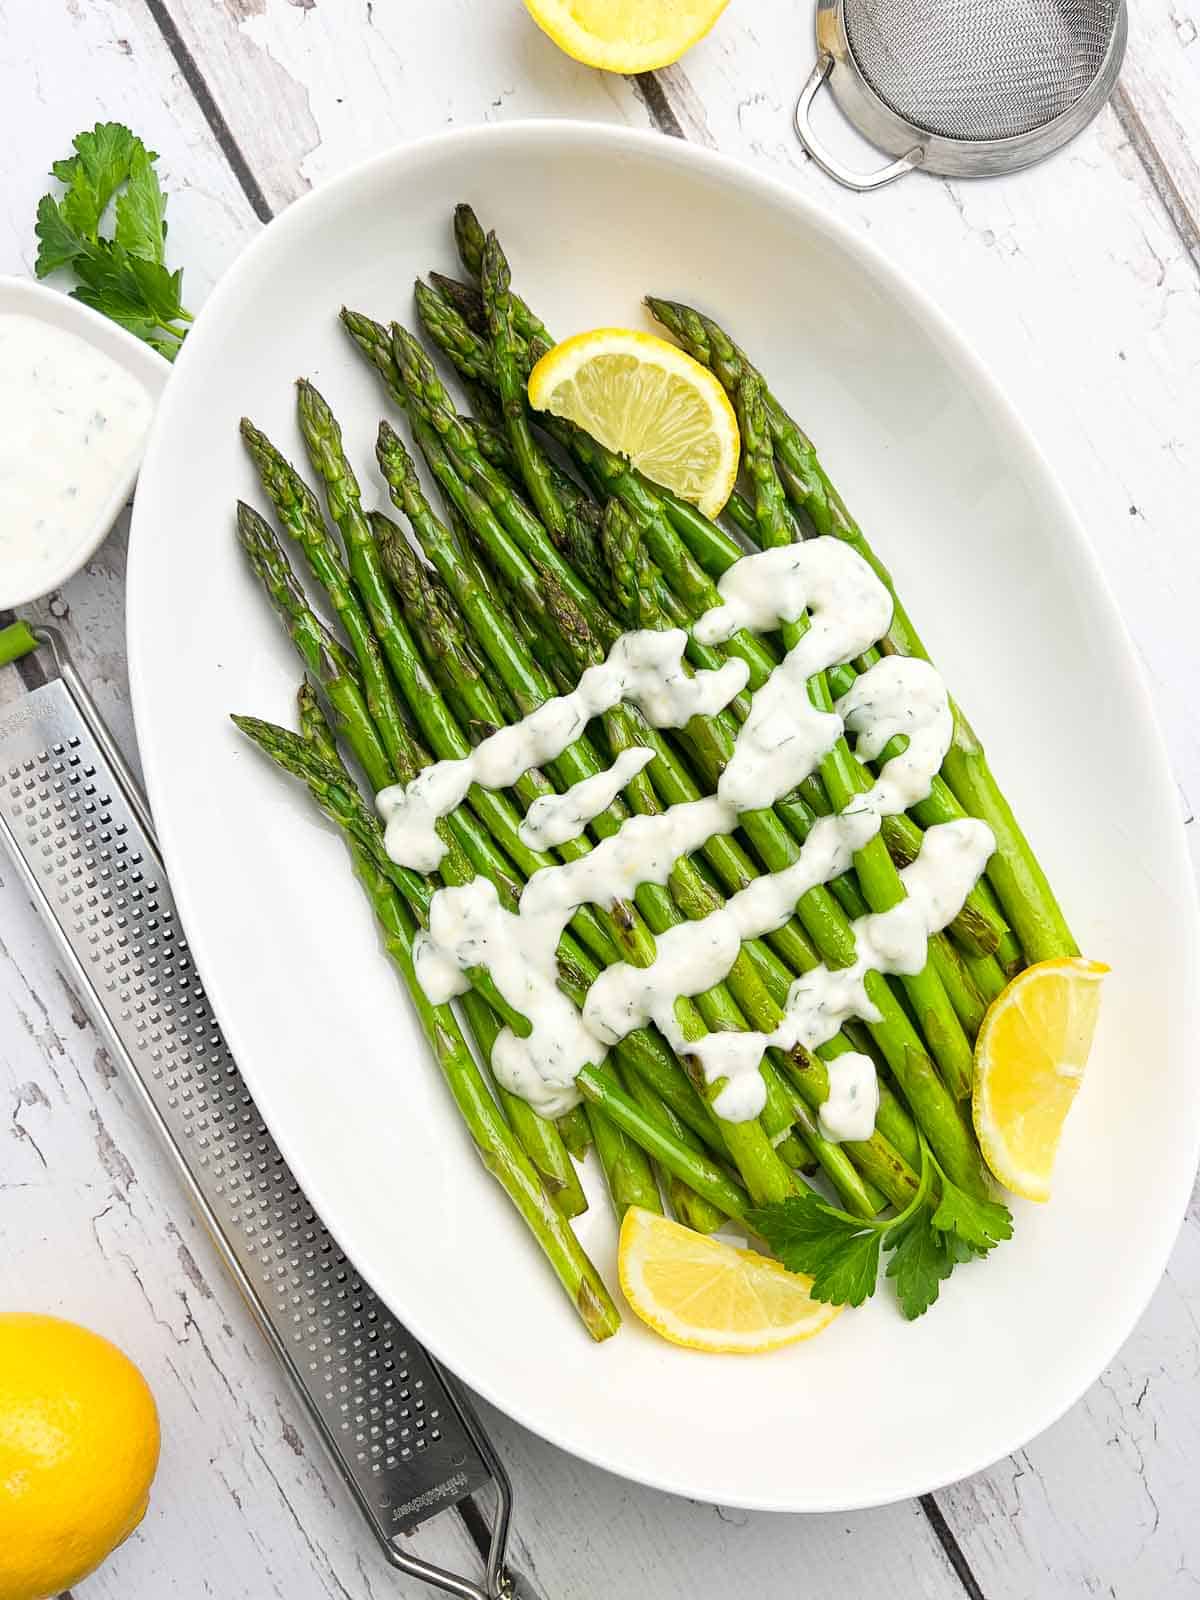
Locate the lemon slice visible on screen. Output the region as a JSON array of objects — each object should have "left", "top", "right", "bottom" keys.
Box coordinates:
[
  {"left": 973, "top": 957, "right": 1108, "bottom": 1202},
  {"left": 617, "top": 1207, "right": 842, "bottom": 1353},
  {"left": 528, "top": 328, "right": 740, "bottom": 519},
  {"left": 523, "top": 0, "right": 731, "bottom": 73}
]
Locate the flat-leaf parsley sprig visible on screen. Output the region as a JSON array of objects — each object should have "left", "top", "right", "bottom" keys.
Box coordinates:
[
  {"left": 748, "top": 1140, "right": 1013, "bottom": 1321},
  {"left": 34, "top": 122, "right": 192, "bottom": 360}
]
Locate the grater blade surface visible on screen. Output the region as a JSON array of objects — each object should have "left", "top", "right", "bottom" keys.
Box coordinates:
[{"left": 0, "top": 674, "right": 503, "bottom": 1564}]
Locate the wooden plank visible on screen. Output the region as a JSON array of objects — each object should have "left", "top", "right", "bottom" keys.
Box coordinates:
[
  {"left": 1118, "top": 1, "right": 1200, "bottom": 266},
  {"left": 941, "top": 1185, "right": 1200, "bottom": 1598},
  {"left": 0, "top": 0, "right": 256, "bottom": 290},
  {"left": 468, "top": 1395, "right": 969, "bottom": 1600},
  {"left": 154, "top": 0, "right": 655, "bottom": 210}
]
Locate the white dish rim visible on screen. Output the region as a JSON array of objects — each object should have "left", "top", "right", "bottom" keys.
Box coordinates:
[{"left": 126, "top": 120, "right": 1200, "bottom": 1512}]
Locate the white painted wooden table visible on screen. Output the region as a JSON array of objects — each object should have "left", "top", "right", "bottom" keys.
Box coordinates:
[{"left": 1, "top": 3, "right": 1197, "bottom": 1596}]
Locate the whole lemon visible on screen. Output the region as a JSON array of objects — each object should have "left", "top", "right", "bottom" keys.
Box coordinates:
[{"left": 0, "top": 1314, "right": 160, "bottom": 1600}]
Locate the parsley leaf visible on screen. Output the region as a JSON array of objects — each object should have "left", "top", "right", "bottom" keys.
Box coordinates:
[
  {"left": 749, "top": 1135, "right": 1014, "bottom": 1321},
  {"left": 33, "top": 122, "right": 190, "bottom": 359},
  {"left": 930, "top": 1178, "right": 1013, "bottom": 1254},
  {"left": 884, "top": 1207, "right": 957, "bottom": 1320},
  {"left": 748, "top": 1192, "right": 884, "bottom": 1308},
  {"left": 51, "top": 123, "right": 146, "bottom": 241},
  {"left": 33, "top": 193, "right": 87, "bottom": 275},
  {"left": 884, "top": 1151, "right": 1013, "bottom": 1319},
  {"left": 114, "top": 145, "right": 168, "bottom": 265}
]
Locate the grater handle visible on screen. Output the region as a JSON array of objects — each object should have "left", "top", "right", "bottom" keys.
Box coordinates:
[
  {"left": 3, "top": 628, "right": 528, "bottom": 1600},
  {"left": 794, "top": 53, "right": 923, "bottom": 191}
]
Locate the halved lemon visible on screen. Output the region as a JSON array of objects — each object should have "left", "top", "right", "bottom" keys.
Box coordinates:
[
  {"left": 528, "top": 328, "right": 740, "bottom": 519},
  {"left": 973, "top": 957, "right": 1108, "bottom": 1202},
  {"left": 617, "top": 1207, "right": 842, "bottom": 1353},
  {"left": 523, "top": 0, "right": 731, "bottom": 73}
]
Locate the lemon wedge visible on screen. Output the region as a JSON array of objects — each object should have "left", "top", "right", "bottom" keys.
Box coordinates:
[
  {"left": 528, "top": 328, "right": 740, "bottom": 519},
  {"left": 972, "top": 957, "right": 1108, "bottom": 1202},
  {"left": 523, "top": 0, "right": 731, "bottom": 73},
  {"left": 617, "top": 1207, "right": 842, "bottom": 1353}
]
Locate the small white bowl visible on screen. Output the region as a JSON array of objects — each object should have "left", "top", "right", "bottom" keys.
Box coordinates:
[{"left": 0, "top": 277, "right": 169, "bottom": 610}]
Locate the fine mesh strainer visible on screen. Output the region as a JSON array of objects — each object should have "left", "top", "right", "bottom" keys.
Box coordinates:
[{"left": 795, "top": 0, "right": 1128, "bottom": 190}]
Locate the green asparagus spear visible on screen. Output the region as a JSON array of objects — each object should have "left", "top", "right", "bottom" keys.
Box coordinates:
[
  {"left": 585, "top": 1100, "right": 663, "bottom": 1223},
  {"left": 646, "top": 298, "right": 1075, "bottom": 964},
  {"left": 377, "top": 412, "right": 925, "bottom": 1207},
  {"left": 235, "top": 710, "right": 617, "bottom": 1338},
  {"left": 376, "top": 418, "right": 801, "bottom": 1207},
  {"left": 391, "top": 314, "right": 980, "bottom": 1190},
  {"left": 235, "top": 706, "right": 758, "bottom": 1233}
]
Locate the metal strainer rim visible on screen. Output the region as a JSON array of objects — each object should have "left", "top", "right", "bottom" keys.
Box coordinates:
[{"left": 802, "top": 0, "right": 1128, "bottom": 184}]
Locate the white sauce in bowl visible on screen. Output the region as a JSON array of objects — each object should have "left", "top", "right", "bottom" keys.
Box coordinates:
[{"left": 0, "top": 314, "right": 153, "bottom": 599}]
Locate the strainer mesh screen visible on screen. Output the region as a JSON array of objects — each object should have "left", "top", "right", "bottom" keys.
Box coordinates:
[{"left": 842, "top": 0, "right": 1121, "bottom": 141}]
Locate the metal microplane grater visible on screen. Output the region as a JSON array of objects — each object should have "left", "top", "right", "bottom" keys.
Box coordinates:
[{"left": 0, "top": 627, "right": 529, "bottom": 1600}]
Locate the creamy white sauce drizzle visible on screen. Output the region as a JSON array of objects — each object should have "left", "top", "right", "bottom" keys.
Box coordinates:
[
  {"left": 385, "top": 538, "right": 996, "bottom": 1125},
  {"left": 818, "top": 1053, "right": 881, "bottom": 1144},
  {"left": 518, "top": 747, "right": 656, "bottom": 849},
  {"left": 0, "top": 315, "right": 153, "bottom": 597},
  {"left": 377, "top": 628, "right": 746, "bottom": 871},
  {"left": 585, "top": 817, "right": 992, "bottom": 1121}
]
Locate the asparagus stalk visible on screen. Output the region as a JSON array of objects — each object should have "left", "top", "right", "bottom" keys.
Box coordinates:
[
  {"left": 236, "top": 710, "right": 754, "bottom": 1229},
  {"left": 392, "top": 322, "right": 981, "bottom": 1195},
  {"left": 233, "top": 710, "right": 619, "bottom": 1338},
  {"left": 617, "top": 1062, "right": 724, "bottom": 1233},
  {"left": 557, "top": 1105, "right": 592, "bottom": 1161},
  {"left": 295, "top": 676, "right": 588, "bottom": 1217},
  {"left": 454, "top": 203, "right": 552, "bottom": 352},
  {"left": 235, "top": 502, "right": 391, "bottom": 787},
  {"left": 585, "top": 1101, "right": 663, "bottom": 1223},
  {"left": 410, "top": 276, "right": 1006, "bottom": 966},
  {"left": 480, "top": 232, "right": 569, "bottom": 542},
  {"left": 737, "top": 373, "right": 976, "bottom": 1101},
  {"left": 375, "top": 418, "right": 801, "bottom": 1208},
  {"left": 377, "top": 411, "right": 924, "bottom": 1210},
  {"left": 646, "top": 298, "right": 1076, "bottom": 964},
  {"left": 458, "top": 986, "right": 588, "bottom": 1218},
  {"left": 428, "top": 268, "right": 487, "bottom": 334},
  {"left": 241, "top": 418, "right": 418, "bottom": 786}
]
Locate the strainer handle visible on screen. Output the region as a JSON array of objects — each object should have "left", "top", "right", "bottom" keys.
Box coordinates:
[{"left": 795, "top": 53, "right": 923, "bottom": 192}]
